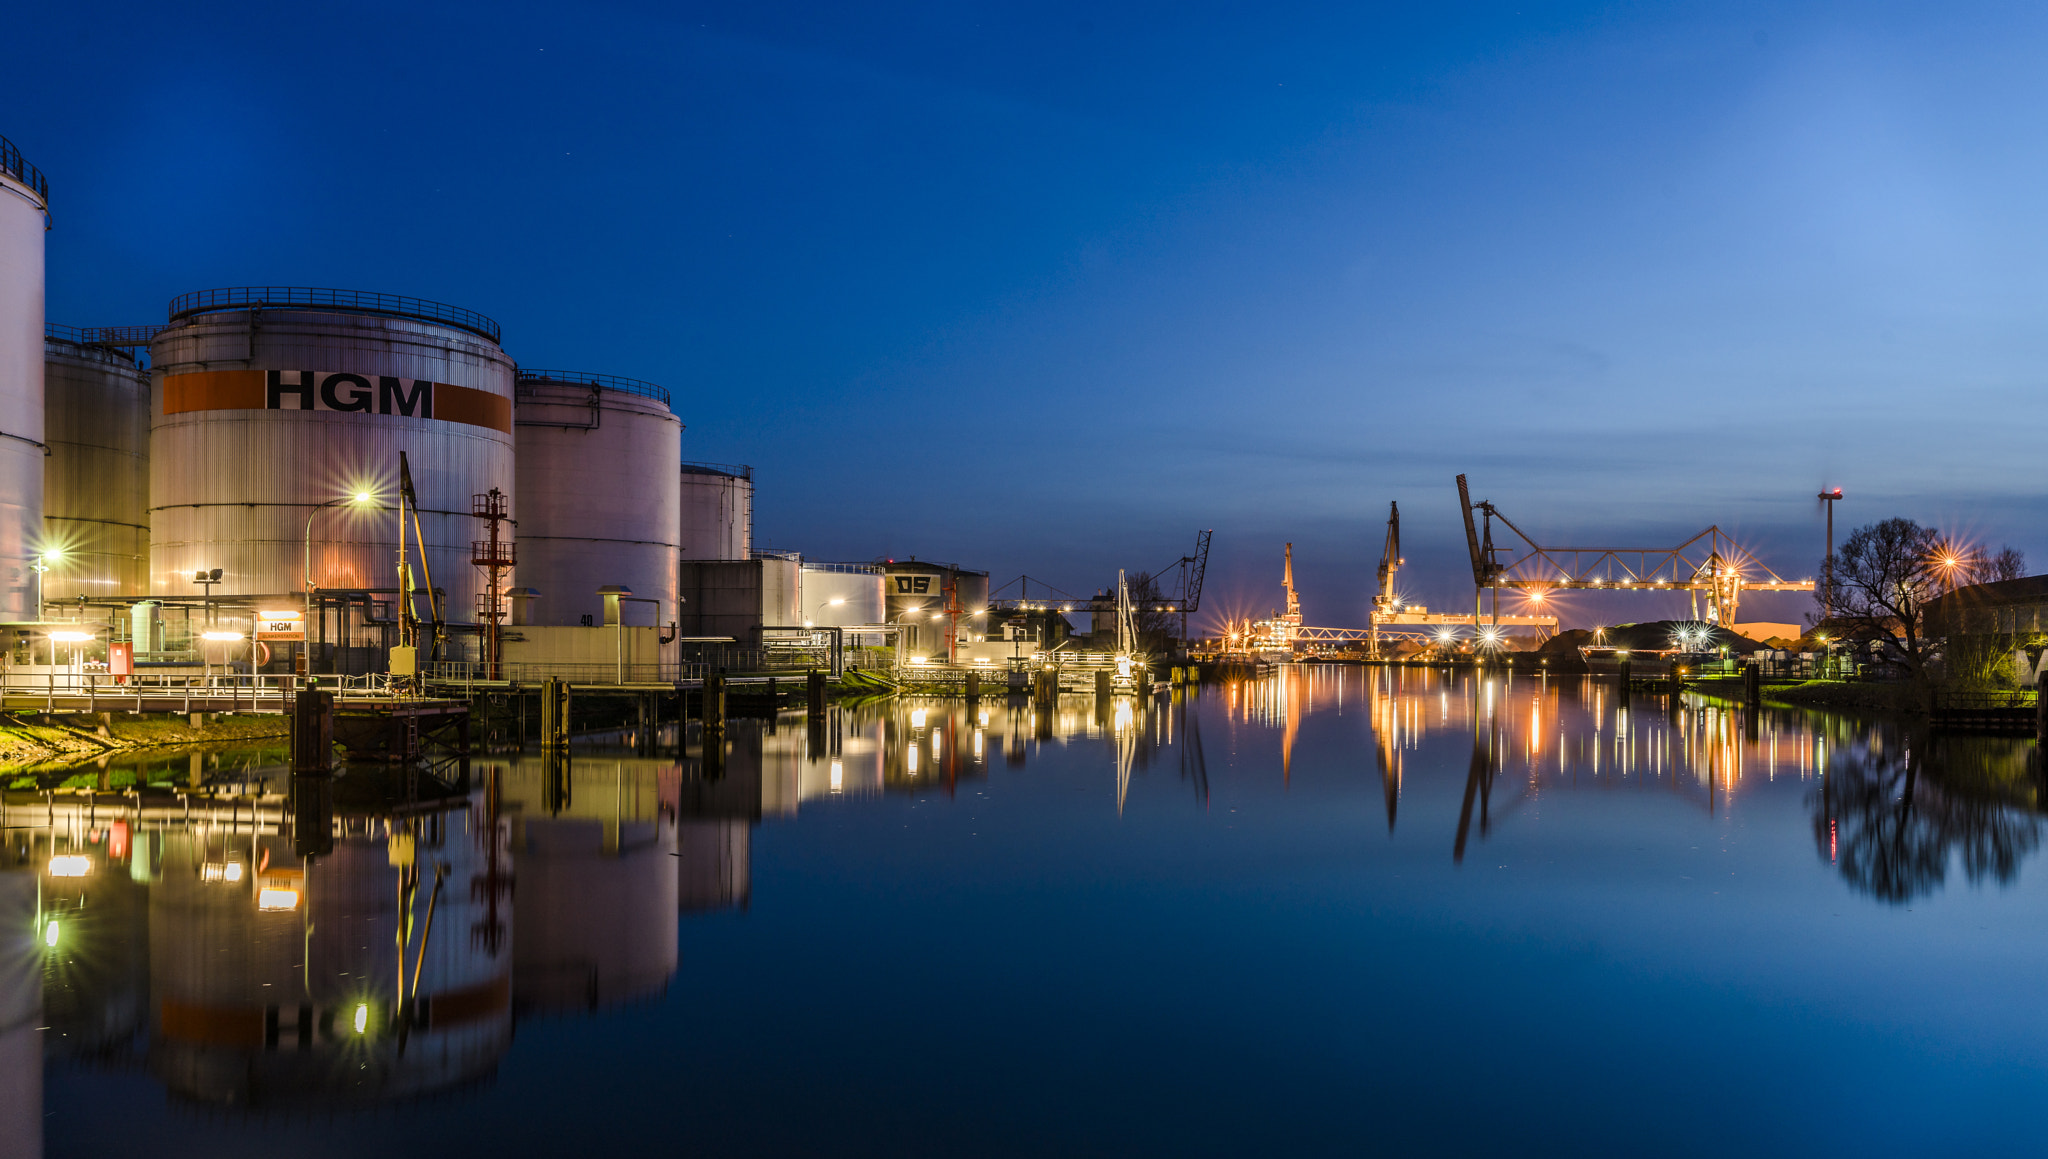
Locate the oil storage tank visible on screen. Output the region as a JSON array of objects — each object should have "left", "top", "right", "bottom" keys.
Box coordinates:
[
  {"left": 44, "top": 326, "right": 149, "bottom": 597},
  {"left": 148, "top": 288, "right": 515, "bottom": 623},
  {"left": 0, "top": 135, "right": 48, "bottom": 622},
  {"left": 514, "top": 370, "right": 681, "bottom": 627},
  {"left": 679, "top": 461, "right": 753, "bottom": 560}
]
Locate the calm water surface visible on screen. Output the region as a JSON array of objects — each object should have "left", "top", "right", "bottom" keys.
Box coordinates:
[{"left": 19, "top": 667, "right": 2048, "bottom": 1157}]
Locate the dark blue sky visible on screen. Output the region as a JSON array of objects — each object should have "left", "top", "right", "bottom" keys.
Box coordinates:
[{"left": 7, "top": 1, "right": 2045, "bottom": 629}]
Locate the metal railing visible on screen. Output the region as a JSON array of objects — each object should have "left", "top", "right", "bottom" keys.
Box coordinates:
[
  {"left": 167, "top": 287, "right": 502, "bottom": 344},
  {"left": 680, "top": 460, "right": 752, "bottom": 480},
  {"left": 0, "top": 134, "right": 46, "bottom": 201},
  {"left": 803, "top": 561, "right": 885, "bottom": 575},
  {"left": 516, "top": 369, "right": 670, "bottom": 407},
  {"left": 0, "top": 669, "right": 405, "bottom": 711}
]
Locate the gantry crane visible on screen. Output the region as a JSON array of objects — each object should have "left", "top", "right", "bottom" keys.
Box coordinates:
[
  {"left": 1456, "top": 474, "right": 1814, "bottom": 626},
  {"left": 1366, "top": 500, "right": 1555, "bottom": 657}
]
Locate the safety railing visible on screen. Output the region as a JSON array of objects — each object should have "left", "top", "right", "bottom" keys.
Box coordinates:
[
  {"left": 516, "top": 369, "right": 670, "bottom": 407},
  {"left": 167, "top": 287, "right": 501, "bottom": 344},
  {"left": 680, "top": 460, "right": 752, "bottom": 480},
  {"left": 0, "top": 669, "right": 408, "bottom": 711},
  {"left": 0, "top": 134, "right": 46, "bottom": 201}
]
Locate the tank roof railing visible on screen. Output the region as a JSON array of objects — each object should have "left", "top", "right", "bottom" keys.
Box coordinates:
[
  {"left": 166, "top": 287, "right": 502, "bottom": 344},
  {"left": 0, "top": 134, "right": 47, "bottom": 202},
  {"left": 680, "top": 460, "right": 753, "bottom": 480},
  {"left": 803, "top": 561, "right": 886, "bottom": 575},
  {"left": 45, "top": 322, "right": 162, "bottom": 351},
  {"left": 515, "top": 368, "right": 670, "bottom": 408}
]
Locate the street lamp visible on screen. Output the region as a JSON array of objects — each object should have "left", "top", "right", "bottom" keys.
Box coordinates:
[
  {"left": 805, "top": 596, "right": 846, "bottom": 628},
  {"left": 30, "top": 549, "right": 60, "bottom": 622}
]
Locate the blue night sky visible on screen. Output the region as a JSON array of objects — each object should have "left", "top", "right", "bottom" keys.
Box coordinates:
[{"left": 6, "top": 1, "right": 2047, "bottom": 630}]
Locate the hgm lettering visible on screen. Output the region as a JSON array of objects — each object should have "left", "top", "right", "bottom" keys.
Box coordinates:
[{"left": 268, "top": 370, "right": 435, "bottom": 417}]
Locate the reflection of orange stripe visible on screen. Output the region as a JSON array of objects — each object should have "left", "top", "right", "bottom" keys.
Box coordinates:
[
  {"left": 160, "top": 999, "right": 263, "bottom": 1047},
  {"left": 435, "top": 383, "right": 512, "bottom": 433},
  {"left": 163, "top": 370, "right": 264, "bottom": 414},
  {"left": 430, "top": 974, "right": 510, "bottom": 1027}
]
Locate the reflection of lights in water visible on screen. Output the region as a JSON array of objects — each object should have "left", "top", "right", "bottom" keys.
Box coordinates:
[
  {"left": 47, "top": 854, "right": 91, "bottom": 877},
  {"left": 932, "top": 731, "right": 942, "bottom": 757},
  {"left": 977, "top": 710, "right": 989, "bottom": 727},
  {"left": 910, "top": 708, "right": 927, "bottom": 728},
  {"left": 908, "top": 746, "right": 919, "bottom": 774},
  {"left": 354, "top": 1004, "right": 370, "bottom": 1034},
  {"left": 43, "top": 919, "right": 58, "bottom": 947},
  {"left": 257, "top": 888, "right": 300, "bottom": 911},
  {"left": 973, "top": 729, "right": 983, "bottom": 757},
  {"left": 226, "top": 862, "right": 243, "bottom": 883},
  {"left": 830, "top": 761, "right": 843, "bottom": 791},
  {"left": 1114, "top": 702, "right": 1133, "bottom": 731}
]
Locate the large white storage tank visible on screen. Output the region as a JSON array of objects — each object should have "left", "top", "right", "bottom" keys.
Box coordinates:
[
  {"left": 799, "top": 562, "right": 886, "bottom": 626},
  {"left": 148, "top": 288, "right": 515, "bottom": 623},
  {"left": 514, "top": 370, "right": 681, "bottom": 627},
  {"left": 0, "top": 136, "right": 47, "bottom": 622},
  {"left": 679, "top": 461, "right": 752, "bottom": 560},
  {"left": 44, "top": 326, "right": 149, "bottom": 597}
]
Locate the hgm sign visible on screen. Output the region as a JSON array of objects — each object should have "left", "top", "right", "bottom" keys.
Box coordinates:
[{"left": 163, "top": 369, "right": 512, "bottom": 433}]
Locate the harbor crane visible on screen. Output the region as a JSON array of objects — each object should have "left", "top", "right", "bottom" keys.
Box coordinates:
[
  {"left": 1456, "top": 474, "right": 1814, "bottom": 627},
  {"left": 989, "top": 529, "right": 1213, "bottom": 638},
  {"left": 1365, "top": 501, "right": 1555, "bottom": 657}
]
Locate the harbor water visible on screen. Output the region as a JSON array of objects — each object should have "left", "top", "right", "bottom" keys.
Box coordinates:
[{"left": 24, "top": 667, "right": 2048, "bottom": 1157}]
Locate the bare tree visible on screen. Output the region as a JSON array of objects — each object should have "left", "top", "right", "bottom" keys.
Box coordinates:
[
  {"left": 1985, "top": 545, "right": 2027, "bottom": 584},
  {"left": 1822, "top": 517, "right": 1942, "bottom": 680}
]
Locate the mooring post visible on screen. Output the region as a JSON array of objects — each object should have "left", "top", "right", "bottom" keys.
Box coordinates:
[
  {"left": 291, "top": 690, "right": 335, "bottom": 858},
  {"left": 1094, "top": 669, "right": 1111, "bottom": 701},
  {"left": 2036, "top": 682, "right": 2046, "bottom": 745},
  {"left": 704, "top": 673, "right": 726, "bottom": 733},
  {"left": 807, "top": 669, "right": 826, "bottom": 719},
  {"left": 964, "top": 670, "right": 979, "bottom": 703},
  {"left": 1618, "top": 655, "right": 1632, "bottom": 707}
]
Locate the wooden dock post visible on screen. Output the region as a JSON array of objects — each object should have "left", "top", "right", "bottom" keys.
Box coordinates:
[
  {"left": 964, "top": 670, "right": 979, "bottom": 703},
  {"left": 808, "top": 669, "right": 827, "bottom": 719},
  {"left": 1618, "top": 655, "right": 1632, "bottom": 707}
]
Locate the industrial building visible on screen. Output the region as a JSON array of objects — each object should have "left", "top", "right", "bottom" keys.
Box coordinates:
[{"left": 0, "top": 130, "right": 989, "bottom": 680}]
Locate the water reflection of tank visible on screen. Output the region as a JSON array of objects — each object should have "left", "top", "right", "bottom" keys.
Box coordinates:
[
  {"left": 502, "top": 758, "right": 679, "bottom": 1013},
  {"left": 40, "top": 847, "right": 149, "bottom": 1057},
  {"left": 147, "top": 798, "right": 510, "bottom": 1109},
  {"left": 677, "top": 821, "right": 750, "bottom": 912},
  {"left": 0, "top": 868, "right": 41, "bottom": 1159}
]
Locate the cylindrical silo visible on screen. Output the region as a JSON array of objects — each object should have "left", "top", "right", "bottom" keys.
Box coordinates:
[
  {"left": 43, "top": 326, "right": 149, "bottom": 597},
  {"left": 514, "top": 370, "right": 681, "bottom": 628},
  {"left": 0, "top": 135, "right": 48, "bottom": 623},
  {"left": 679, "top": 462, "right": 753, "bottom": 560},
  {"left": 148, "top": 289, "right": 515, "bottom": 627}
]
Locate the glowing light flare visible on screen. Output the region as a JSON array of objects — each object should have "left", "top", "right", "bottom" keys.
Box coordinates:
[
  {"left": 201, "top": 631, "right": 243, "bottom": 642},
  {"left": 830, "top": 761, "right": 844, "bottom": 791},
  {"left": 910, "top": 708, "right": 927, "bottom": 728},
  {"left": 47, "top": 855, "right": 91, "bottom": 877},
  {"left": 48, "top": 631, "right": 93, "bottom": 643},
  {"left": 44, "top": 920, "right": 59, "bottom": 947},
  {"left": 354, "top": 1004, "right": 370, "bottom": 1034},
  {"left": 257, "top": 888, "right": 301, "bottom": 911}
]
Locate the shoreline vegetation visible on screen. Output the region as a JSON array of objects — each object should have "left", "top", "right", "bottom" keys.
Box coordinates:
[{"left": 0, "top": 711, "right": 287, "bottom": 768}]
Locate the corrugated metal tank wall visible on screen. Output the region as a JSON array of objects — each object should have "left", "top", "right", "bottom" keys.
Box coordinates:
[
  {"left": 513, "top": 372, "right": 681, "bottom": 627},
  {"left": 678, "top": 463, "right": 752, "bottom": 560},
  {"left": 44, "top": 331, "right": 149, "bottom": 597},
  {"left": 147, "top": 290, "right": 515, "bottom": 618},
  {"left": 0, "top": 137, "right": 47, "bottom": 622}
]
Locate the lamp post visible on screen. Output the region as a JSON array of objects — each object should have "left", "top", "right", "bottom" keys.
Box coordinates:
[
  {"left": 30, "top": 549, "right": 59, "bottom": 623},
  {"left": 304, "top": 492, "right": 374, "bottom": 678},
  {"left": 805, "top": 596, "right": 846, "bottom": 628}
]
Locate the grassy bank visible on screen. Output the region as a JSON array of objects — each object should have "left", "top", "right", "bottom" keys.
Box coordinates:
[{"left": 0, "top": 711, "right": 288, "bottom": 768}]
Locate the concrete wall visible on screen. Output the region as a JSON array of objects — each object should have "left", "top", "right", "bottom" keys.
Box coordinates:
[{"left": 678, "top": 558, "right": 801, "bottom": 639}]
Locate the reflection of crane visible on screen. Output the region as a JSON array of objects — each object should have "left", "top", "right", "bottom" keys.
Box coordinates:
[{"left": 1457, "top": 473, "right": 1815, "bottom": 627}]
